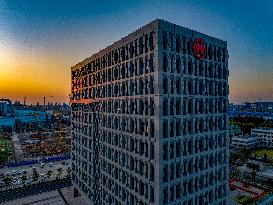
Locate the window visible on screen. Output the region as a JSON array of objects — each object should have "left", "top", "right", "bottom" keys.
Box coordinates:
[
  {"left": 163, "top": 31, "right": 168, "bottom": 50},
  {"left": 163, "top": 54, "right": 168, "bottom": 72}
]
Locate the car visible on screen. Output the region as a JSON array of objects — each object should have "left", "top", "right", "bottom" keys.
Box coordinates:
[
  {"left": 16, "top": 179, "right": 22, "bottom": 185},
  {"left": 49, "top": 163, "right": 53, "bottom": 167},
  {"left": 12, "top": 170, "right": 16, "bottom": 176},
  {"left": 22, "top": 170, "right": 27, "bottom": 174},
  {"left": 40, "top": 163, "right": 44, "bottom": 168},
  {"left": 20, "top": 175, "right": 28, "bottom": 180},
  {"left": 12, "top": 179, "right": 17, "bottom": 185},
  {"left": 32, "top": 167, "right": 36, "bottom": 171},
  {"left": 17, "top": 171, "right": 22, "bottom": 175},
  {"left": 6, "top": 172, "right": 10, "bottom": 176}
]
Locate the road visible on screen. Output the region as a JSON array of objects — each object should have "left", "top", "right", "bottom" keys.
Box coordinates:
[
  {"left": 2, "top": 189, "right": 67, "bottom": 205},
  {"left": 0, "top": 159, "right": 70, "bottom": 190}
]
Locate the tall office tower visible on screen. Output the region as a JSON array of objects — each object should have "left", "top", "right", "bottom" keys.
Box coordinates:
[{"left": 71, "top": 19, "right": 229, "bottom": 205}]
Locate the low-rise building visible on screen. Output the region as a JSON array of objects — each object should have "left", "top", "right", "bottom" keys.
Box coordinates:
[
  {"left": 252, "top": 127, "right": 273, "bottom": 147},
  {"left": 231, "top": 134, "right": 261, "bottom": 149},
  {"left": 231, "top": 128, "right": 273, "bottom": 149},
  {"left": 0, "top": 99, "right": 14, "bottom": 117}
]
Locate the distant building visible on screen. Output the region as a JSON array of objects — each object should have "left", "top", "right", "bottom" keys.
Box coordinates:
[
  {"left": 0, "top": 101, "right": 8, "bottom": 116},
  {"left": 231, "top": 134, "right": 261, "bottom": 149},
  {"left": 244, "top": 102, "right": 273, "bottom": 112},
  {"left": 251, "top": 127, "right": 273, "bottom": 147},
  {"left": 0, "top": 99, "right": 14, "bottom": 117},
  {"left": 231, "top": 127, "right": 273, "bottom": 149}
]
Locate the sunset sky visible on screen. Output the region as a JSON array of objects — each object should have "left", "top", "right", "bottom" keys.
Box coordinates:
[{"left": 0, "top": 0, "right": 272, "bottom": 104}]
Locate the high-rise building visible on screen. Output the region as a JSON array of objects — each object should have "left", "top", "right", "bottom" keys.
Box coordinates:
[{"left": 71, "top": 19, "right": 229, "bottom": 205}]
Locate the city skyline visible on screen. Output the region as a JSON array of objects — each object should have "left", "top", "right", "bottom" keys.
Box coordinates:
[{"left": 0, "top": 0, "right": 273, "bottom": 104}]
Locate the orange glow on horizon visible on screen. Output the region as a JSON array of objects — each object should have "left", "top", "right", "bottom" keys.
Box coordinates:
[
  {"left": 0, "top": 35, "right": 272, "bottom": 105},
  {"left": 0, "top": 45, "right": 71, "bottom": 105}
]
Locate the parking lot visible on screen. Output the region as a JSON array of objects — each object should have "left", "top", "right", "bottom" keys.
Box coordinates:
[{"left": 0, "top": 159, "right": 70, "bottom": 190}]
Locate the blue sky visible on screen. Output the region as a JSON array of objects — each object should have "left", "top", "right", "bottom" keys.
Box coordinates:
[{"left": 0, "top": 0, "right": 272, "bottom": 104}]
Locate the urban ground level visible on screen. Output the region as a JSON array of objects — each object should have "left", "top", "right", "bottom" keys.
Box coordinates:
[{"left": 1, "top": 186, "right": 90, "bottom": 205}]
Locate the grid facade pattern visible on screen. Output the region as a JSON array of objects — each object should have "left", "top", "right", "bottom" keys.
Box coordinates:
[
  {"left": 251, "top": 127, "right": 273, "bottom": 147},
  {"left": 71, "top": 19, "right": 229, "bottom": 205}
]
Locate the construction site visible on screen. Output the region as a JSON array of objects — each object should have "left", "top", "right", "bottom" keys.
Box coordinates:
[
  {"left": 16, "top": 109, "right": 71, "bottom": 160},
  {"left": 20, "top": 129, "right": 71, "bottom": 158},
  {"left": 0, "top": 98, "right": 71, "bottom": 163}
]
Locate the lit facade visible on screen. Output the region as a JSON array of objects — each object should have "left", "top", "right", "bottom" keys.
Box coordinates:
[{"left": 71, "top": 19, "right": 229, "bottom": 205}]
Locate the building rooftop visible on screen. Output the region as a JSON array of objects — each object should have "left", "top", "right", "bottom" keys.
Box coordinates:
[
  {"left": 253, "top": 127, "right": 273, "bottom": 130},
  {"left": 71, "top": 19, "right": 227, "bottom": 71},
  {"left": 229, "top": 178, "right": 273, "bottom": 204},
  {"left": 233, "top": 134, "right": 258, "bottom": 139}
]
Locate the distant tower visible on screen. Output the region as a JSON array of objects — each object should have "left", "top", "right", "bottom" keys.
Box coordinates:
[
  {"left": 23, "top": 97, "right": 26, "bottom": 106},
  {"left": 43, "top": 97, "right": 46, "bottom": 108}
]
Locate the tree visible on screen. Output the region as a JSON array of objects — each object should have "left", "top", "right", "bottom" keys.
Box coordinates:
[
  {"left": 251, "top": 169, "right": 257, "bottom": 184},
  {"left": 231, "top": 168, "right": 241, "bottom": 178},
  {"left": 20, "top": 175, "right": 28, "bottom": 186},
  {"left": 66, "top": 167, "right": 71, "bottom": 177},
  {"left": 32, "top": 170, "right": 39, "bottom": 183},
  {"left": 263, "top": 153, "right": 268, "bottom": 162},
  {"left": 46, "top": 170, "right": 53, "bottom": 180},
  {"left": 252, "top": 153, "right": 258, "bottom": 159},
  {"left": 57, "top": 168, "right": 63, "bottom": 179},
  {"left": 230, "top": 152, "right": 240, "bottom": 164},
  {"left": 0, "top": 140, "right": 10, "bottom": 164},
  {"left": 2, "top": 176, "right": 12, "bottom": 190},
  {"left": 240, "top": 147, "right": 251, "bottom": 163}
]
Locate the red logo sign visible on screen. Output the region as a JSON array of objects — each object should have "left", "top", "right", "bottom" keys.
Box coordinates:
[{"left": 192, "top": 38, "right": 206, "bottom": 59}]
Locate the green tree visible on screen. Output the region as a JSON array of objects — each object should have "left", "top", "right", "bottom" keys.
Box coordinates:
[
  {"left": 252, "top": 153, "right": 258, "bottom": 159},
  {"left": 231, "top": 168, "right": 241, "bottom": 178},
  {"left": 32, "top": 170, "right": 39, "bottom": 183},
  {"left": 251, "top": 169, "right": 257, "bottom": 184},
  {"left": 0, "top": 140, "right": 10, "bottom": 163},
  {"left": 57, "top": 168, "right": 63, "bottom": 179},
  {"left": 2, "top": 176, "right": 12, "bottom": 190},
  {"left": 230, "top": 152, "right": 240, "bottom": 164},
  {"left": 263, "top": 153, "right": 268, "bottom": 162},
  {"left": 20, "top": 175, "right": 28, "bottom": 186},
  {"left": 240, "top": 147, "right": 251, "bottom": 163},
  {"left": 46, "top": 170, "right": 53, "bottom": 179},
  {"left": 66, "top": 167, "right": 71, "bottom": 177}
]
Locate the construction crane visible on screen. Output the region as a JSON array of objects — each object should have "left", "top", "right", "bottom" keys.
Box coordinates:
[{"left": 71, "top": 98, "right": 101, "bottom": 205}]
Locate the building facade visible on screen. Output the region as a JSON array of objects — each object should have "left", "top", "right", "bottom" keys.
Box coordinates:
[
  {"left": 0, "top": 99, "right": 14, "bottom": 117},
  {"left": 251, "top": 127, "right": 273, "bottom": 147},
  {"left": 231, "top": 134, "right": 261, "bottom": 149},
  {"left": 71, "top": 19, "right": 229, "bottom": 205}
]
